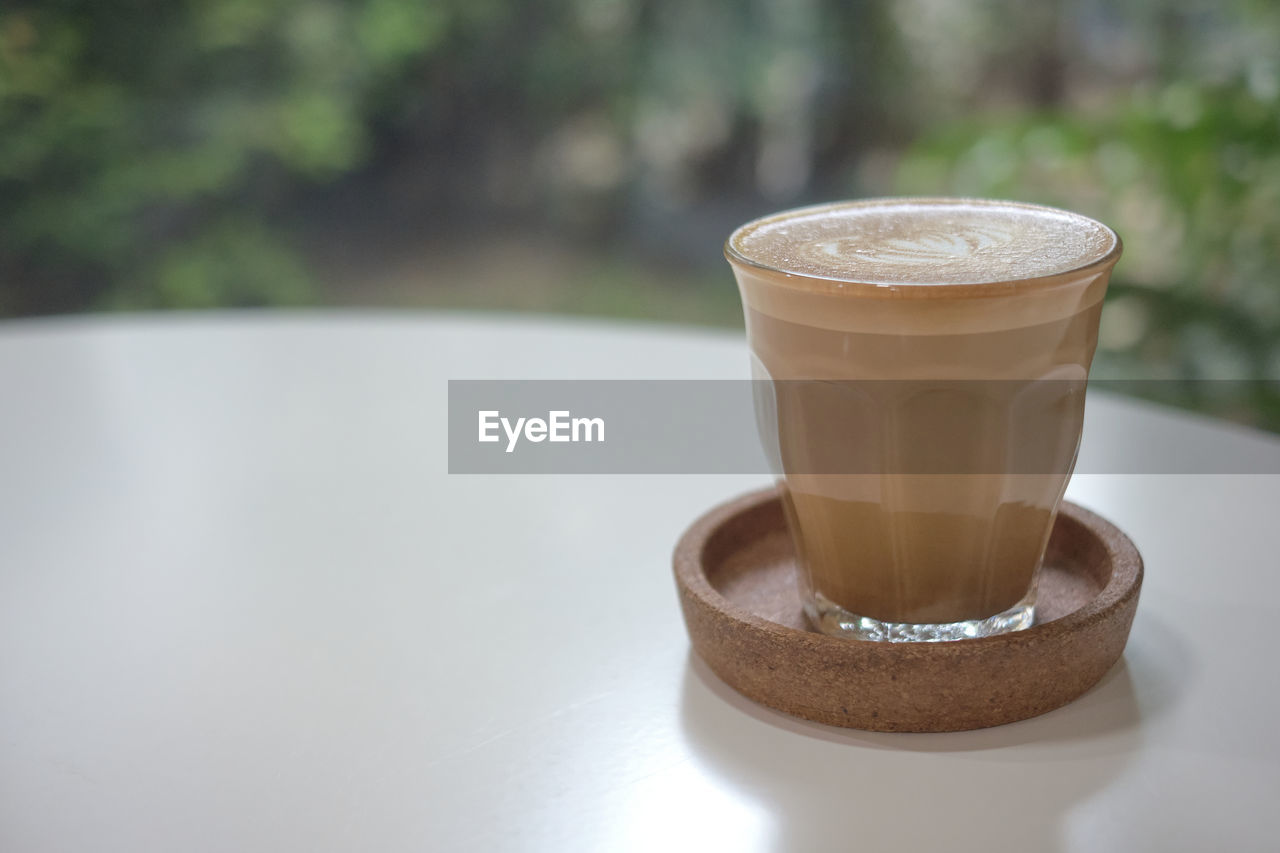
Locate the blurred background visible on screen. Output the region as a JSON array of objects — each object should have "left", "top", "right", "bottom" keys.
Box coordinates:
[{"left": 1, "top": 0, "right": 1278, "bottom": 429}]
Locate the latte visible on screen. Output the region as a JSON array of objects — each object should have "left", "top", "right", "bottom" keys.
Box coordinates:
[{"left": 727, "top": 199, "right": 1121, "bottom": 639}]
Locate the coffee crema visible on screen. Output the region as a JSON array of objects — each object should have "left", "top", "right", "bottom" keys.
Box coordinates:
[{"left": 727, "top": 198, "right": 1119, "bottom": 287}]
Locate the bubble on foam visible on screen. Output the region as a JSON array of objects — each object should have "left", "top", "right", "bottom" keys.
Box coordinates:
[{"left": 730, "top": 200, "right": 1118, "bottom": 285}]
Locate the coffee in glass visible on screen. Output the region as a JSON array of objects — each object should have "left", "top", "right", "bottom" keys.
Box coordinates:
[{"left": 726, "top": 198, "right": 1121, "bottom": 641}]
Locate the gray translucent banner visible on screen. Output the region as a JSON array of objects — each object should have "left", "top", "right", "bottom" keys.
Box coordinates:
[{"left": 447, "top": 380, "right": 1280, "bottom": 474}]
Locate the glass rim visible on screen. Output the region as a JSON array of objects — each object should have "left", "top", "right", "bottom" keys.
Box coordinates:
[{"left": 724, "top": 196, "right": 1123, "bottom": 293}]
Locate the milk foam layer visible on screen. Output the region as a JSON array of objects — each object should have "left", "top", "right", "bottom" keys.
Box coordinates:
[{"left": 729, "top": 199, "right": 1118, "bottom": 286}]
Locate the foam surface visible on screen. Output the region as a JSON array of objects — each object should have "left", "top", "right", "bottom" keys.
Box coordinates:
[{"left": 729, "top": 199, "right": 1118, "bottom": 285}]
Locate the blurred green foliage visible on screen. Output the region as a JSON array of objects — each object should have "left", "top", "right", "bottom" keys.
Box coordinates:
[
  {"left": 1, "top": 0, "right": 1278, "bottom": 429},
  {"left": 0, "top": 0, "right": 445, "bottom": 313},
  {"left": 0, "top": 0, "right": 910, "bottom": 315}
]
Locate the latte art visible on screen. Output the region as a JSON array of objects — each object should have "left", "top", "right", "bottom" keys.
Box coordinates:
[
  {"left": 819, "top": 223, "right": 1016, "bottom": 266},
  {"left": 729, "top": 199, "right": 1118, "bottom": 286}
]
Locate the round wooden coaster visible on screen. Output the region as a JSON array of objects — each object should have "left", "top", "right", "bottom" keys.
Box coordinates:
[{"left": 673, "top": 487, "right": 1143, "bottom": 732}]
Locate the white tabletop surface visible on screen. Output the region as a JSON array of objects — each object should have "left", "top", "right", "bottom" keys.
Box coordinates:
[{"left": 2, "top": 312, "right": 1279, "bottom": 853}]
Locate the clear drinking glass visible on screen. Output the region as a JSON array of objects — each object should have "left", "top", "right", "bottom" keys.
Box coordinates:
[{"left": 726, "top": 198, "right": 1121, "bottom": 641}]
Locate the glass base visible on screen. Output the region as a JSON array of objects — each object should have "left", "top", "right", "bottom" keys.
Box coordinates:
[{"left": 805, "top": 590, "right": 1036, "bottom": 642}]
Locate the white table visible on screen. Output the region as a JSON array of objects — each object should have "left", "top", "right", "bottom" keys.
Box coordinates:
[{"left": 2, "top": 312, "right": 1278, "bottom": 853}]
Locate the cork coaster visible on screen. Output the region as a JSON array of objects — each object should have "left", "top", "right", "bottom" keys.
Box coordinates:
[{"left": 674, "top": 487, "right": 1143, "bottom": 732}]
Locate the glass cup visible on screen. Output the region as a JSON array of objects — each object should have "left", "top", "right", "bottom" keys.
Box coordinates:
[{"left": 726, "top": 198, "right": 1121, "bottom": 641}]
